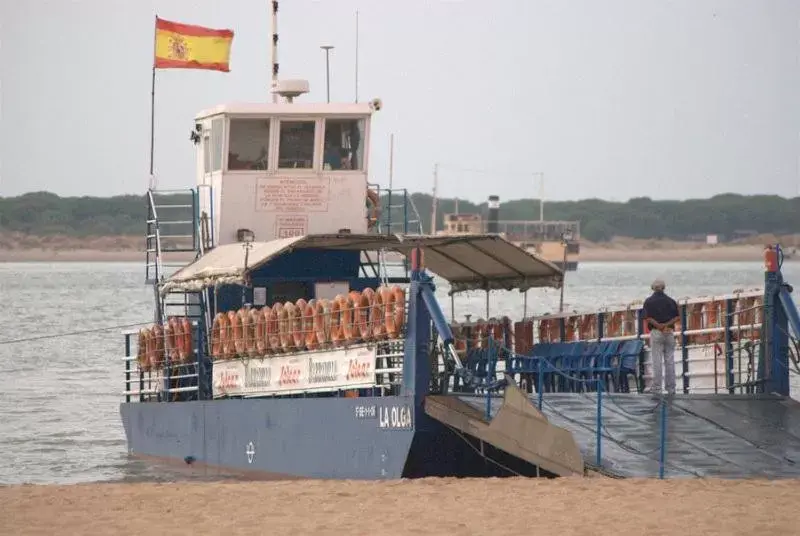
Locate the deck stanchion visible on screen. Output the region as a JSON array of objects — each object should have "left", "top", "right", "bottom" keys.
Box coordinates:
[
  {"left": 537, "top": 359, "right": 544, "bottom": 410},
  {"left": 485, "top": 388, "right": 491, "bottom": 420},
  {"left": 659, "top": 397, "right": 667, "bottom": 479},
  {"left": 595, "top": 379, "right": 603, "bottom": 467},
  {"left": 125, "top": 333, "right": 132, "bottom": 404},
  {"left": 680, "top": 303, "right": 689, "bottom": 393}
]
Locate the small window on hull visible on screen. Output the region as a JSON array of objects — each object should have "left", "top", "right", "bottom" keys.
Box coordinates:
[
  {"left": 323, "top": 119, "right": 365, "bottom": 171},
  {"left": 278, "top": 121, "right": 315, "bottom": 169},
  {"left": 228, "top": 119, "right": 271, "bottom": 171}
]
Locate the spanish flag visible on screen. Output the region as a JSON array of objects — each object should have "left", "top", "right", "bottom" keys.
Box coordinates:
[{"left": 154, "top": 17, "right": 234, "bottom": 72}]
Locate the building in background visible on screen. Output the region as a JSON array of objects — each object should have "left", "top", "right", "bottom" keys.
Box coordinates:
[{"left": 438, "top": 196, "right": 581, "bottom": 271}]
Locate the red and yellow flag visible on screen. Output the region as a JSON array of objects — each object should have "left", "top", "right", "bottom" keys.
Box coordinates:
[{"left": 154, "top": 17, "right": 234, "bottom": 72}]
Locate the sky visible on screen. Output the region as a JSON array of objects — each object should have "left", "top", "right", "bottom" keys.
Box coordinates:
[{"left": 1, "top": 0, "right": 798, "bottom": 203}]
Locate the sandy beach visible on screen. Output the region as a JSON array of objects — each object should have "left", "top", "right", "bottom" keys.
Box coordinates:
[
  {"left": 1, "top": 477, "right": 797, "bottom": 535},
  {"left": 0, "top": 243, "right": 781, "bottom": 263}
]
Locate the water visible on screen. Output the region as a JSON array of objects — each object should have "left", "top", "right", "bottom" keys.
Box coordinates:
[{"left": 0, "top": 260, "right": 795, "bottom": 485}]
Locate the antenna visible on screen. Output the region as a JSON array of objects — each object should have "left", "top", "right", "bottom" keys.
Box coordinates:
[
  {"left": 270, "top": 1, "right": 279, "bottom": 103},
  {"left": 354, "top": 10, "right": 359, "bottom": 103},
  {"left": 388, "top": 133, "right": 395, "bottom": 190}
]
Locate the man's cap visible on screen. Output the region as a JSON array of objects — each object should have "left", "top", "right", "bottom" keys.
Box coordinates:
[{"left": 651, "top": 279, "right": 666, "bottom": 291}]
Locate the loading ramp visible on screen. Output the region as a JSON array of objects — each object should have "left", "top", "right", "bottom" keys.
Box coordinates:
[{"left": 429, "top": 379, "right": 800, "bottom": 478}]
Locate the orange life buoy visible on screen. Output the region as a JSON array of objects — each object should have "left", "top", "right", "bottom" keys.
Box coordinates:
[
  {"left": 385, "top": 285, "right": 405, "bottom": 339},
  {"left": 350, "top": 291, "right": 371, "bottom": 342},
  {"left": 210, "top": 313, "right": 227, "bottom": 359},
  {"left": 702, "top": 301, "right": 721, "bottom": 343},
  {"left": 366, "top": 189, "right": 380, "bottom": 228},
  {"left": 292, "top": 299, "right": 307, "bottom": 350},
  {"left": 579, "top": 314, "right": 595, "bottom": 340},
  {"left": 224, "top": 310, "right": 239, "bottom": 358},
  {"left": 137, "top": 328, "right": 151, "bottom": 372},
  {"left": 329, "top": 297, "right": 344, "bottom": 346},
  {"left": 229, "top": 309, "right": 245, "bottom": 357},
  {"left": 452, "top": 324, "right": 467, "bottom": 354},
  {"left": 361, "top": 288, "right": 377, "bottom": 340},
  {"left": 242, "top": 308, "right": 259, "bottom": 357},
  {"left": 255, "top": 307, "right": 268, "bottom": 356},
  {"left": 280, "top": 302, "right": 296, "bottom": 352},
  {"left": 313, "top": 299, "right": 331, "bottom": 348},
  {"left": 268, "top": 303, "right": 283, "bottom": 353},
  {"left": 371, "top": 288, "right": 387, "bottom": 340},
  {"left": 303, "top": 299, "right": 318, "bottom": 350},
  {"left": 150, "top": 324, "right": 165, "bottom": 369},
  {"left": 339, "top": 294, "right": 357, "bottom": 343},
  {"left": 473, "top": 319, "right": 488, "bottom": 348},
  {"left": 164, "top": 317, "right": 179, "bottom": 360},
  {"left": 177, "top": 317, "right": 193, "bottom": 363}
]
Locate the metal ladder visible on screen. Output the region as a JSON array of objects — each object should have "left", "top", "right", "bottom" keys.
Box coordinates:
[{"left": 368, "top": 186, "right": 424, "bottom": 283}]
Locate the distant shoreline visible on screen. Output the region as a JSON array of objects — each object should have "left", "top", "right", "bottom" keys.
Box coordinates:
[{"left": 0, "top": 244, "right": 781, "bottom": 263}]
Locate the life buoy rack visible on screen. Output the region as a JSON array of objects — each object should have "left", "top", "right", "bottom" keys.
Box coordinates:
[
  {"left": 280, "top": 302, "right": 296, "bottom": 352},
  {"left": 165, "top": 317, "right": 179, "bottom": 360},
  {"left": 340, "top": 294, "right": 356, "bottom": 343},
  {"left": 366, "top": 189, "right": 380, "bottom": 229},
  {"left": 243, "top": 309, "right": 258, "bottom": 357}
]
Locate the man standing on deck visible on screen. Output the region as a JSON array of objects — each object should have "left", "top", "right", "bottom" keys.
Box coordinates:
[{"left": 643, "top": 279, "right": 680, "bottom": 395}]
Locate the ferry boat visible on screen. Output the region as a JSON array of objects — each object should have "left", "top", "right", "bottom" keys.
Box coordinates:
[{"left": 121, "top": 8, "right": 800, "bottom": 480}]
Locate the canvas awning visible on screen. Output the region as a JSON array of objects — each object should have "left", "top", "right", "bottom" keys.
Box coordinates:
[{"left": 160, "top": 233, "right": 563, "bottom": 295}]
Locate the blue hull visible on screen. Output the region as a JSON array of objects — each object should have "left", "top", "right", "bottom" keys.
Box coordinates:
[{"left": 121, "top": 396, "right": 517, "bottom": 479}]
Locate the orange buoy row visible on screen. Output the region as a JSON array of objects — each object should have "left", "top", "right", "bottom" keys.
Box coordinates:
[
  {"left": 135, "top": 317, "right": 195, "bottom": 372},
  {"left": 210, "top": 285, "right": 407, "bottom": 360}
]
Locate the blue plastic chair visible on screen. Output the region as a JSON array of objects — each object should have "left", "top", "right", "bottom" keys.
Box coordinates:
[
  {"left": 587, "top": 340, "right": 622, "bottom": 391},
  {"left": 613, "top": 339, "right": 645, "bottom": 392}
]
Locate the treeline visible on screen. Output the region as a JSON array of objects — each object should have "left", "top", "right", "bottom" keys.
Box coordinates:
[{"left": 1, "top": 191, "right": 798, "bottom": 242}]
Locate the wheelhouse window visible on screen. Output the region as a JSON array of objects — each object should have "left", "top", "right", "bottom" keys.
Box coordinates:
[
  {"left": 323, "top": 118, "right": 365, "bottom": 171},
  {"left": 278, "top": 120, "right": 316, "bottom": 169},
  {"left": 228, "top": 119, "right": 271, "bottom": 171}
]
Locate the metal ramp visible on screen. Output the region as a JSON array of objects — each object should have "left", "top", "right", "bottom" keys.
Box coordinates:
[
  {"left": 424, "top": 379, "right": 585, "bottom": 477},
  {"left": 455, "top": 392, "right": 800, "bottom": 478}
]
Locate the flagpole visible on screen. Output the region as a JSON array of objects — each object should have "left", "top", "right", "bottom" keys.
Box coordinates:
[{"left": 149, "top": 15, "right": 158, "bottom": 189}]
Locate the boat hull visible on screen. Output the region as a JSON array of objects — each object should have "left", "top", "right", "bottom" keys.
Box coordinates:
[{"left": 121, "top": 396, "right": 419, "bottom": 479}]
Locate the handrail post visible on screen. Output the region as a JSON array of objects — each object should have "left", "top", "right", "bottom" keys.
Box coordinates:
[
  {"left": 595, "top": 379, "right": 603, "bottom": 467},
  {"left": 680, "top": 303, "right": 689, "bottom": 393},
  {"left": 659, "top": 397, "right": 667, "bottom": 479},
  {"left": 725, "top": 298, "right": 735, "bottom": 393}
]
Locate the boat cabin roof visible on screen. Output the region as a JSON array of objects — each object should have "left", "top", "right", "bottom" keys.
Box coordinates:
[
  {"left": 195, "top": 102, "right": 375, "bottom": 120},
  {"left": 161, "top": 233, "right": 564, "bottom": 295}
]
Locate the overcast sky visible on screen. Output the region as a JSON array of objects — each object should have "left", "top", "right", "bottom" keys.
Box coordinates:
[{"left": 1, "top": 0, "right": 798, "bottom": 203}]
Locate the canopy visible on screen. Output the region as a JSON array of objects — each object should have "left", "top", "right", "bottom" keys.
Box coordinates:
[{"left": 160, "top": 233, "right": 563, "bottom": 295}]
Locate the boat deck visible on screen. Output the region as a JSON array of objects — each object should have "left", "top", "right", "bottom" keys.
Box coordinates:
[{"left": 455, "top": 393, "right": 800, "bottom": 478}]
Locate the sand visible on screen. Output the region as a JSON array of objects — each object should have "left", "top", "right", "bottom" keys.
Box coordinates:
[
  {"left": 0, "top": 244, "right": 779, "bottom": 263},
  {"left": 1, "top": 477, "right": 798, "bottom": 535}
]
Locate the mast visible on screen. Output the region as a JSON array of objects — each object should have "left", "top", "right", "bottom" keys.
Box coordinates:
[
  {"left": 270, "top": 1, "right": 279, "bottom": 102},
  {"left": 431, "top": 163, "right": 439, "bottom": 235}
]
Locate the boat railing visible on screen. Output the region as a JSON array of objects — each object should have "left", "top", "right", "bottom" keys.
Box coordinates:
[
  {"left": 122, "top": 320, "right": 208, "bottom": 403},
  {"left": 442, "top": 289, "right": 767, "bottom": 395}
]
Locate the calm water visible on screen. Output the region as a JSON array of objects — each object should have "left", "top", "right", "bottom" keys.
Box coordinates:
[{"left": 0, "top": 260, "right": 796, "bottom": 485}]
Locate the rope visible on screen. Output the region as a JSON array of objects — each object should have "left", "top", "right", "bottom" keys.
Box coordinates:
[{"left": 0, "top": 321, "right": 153, "bottom": 345}]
